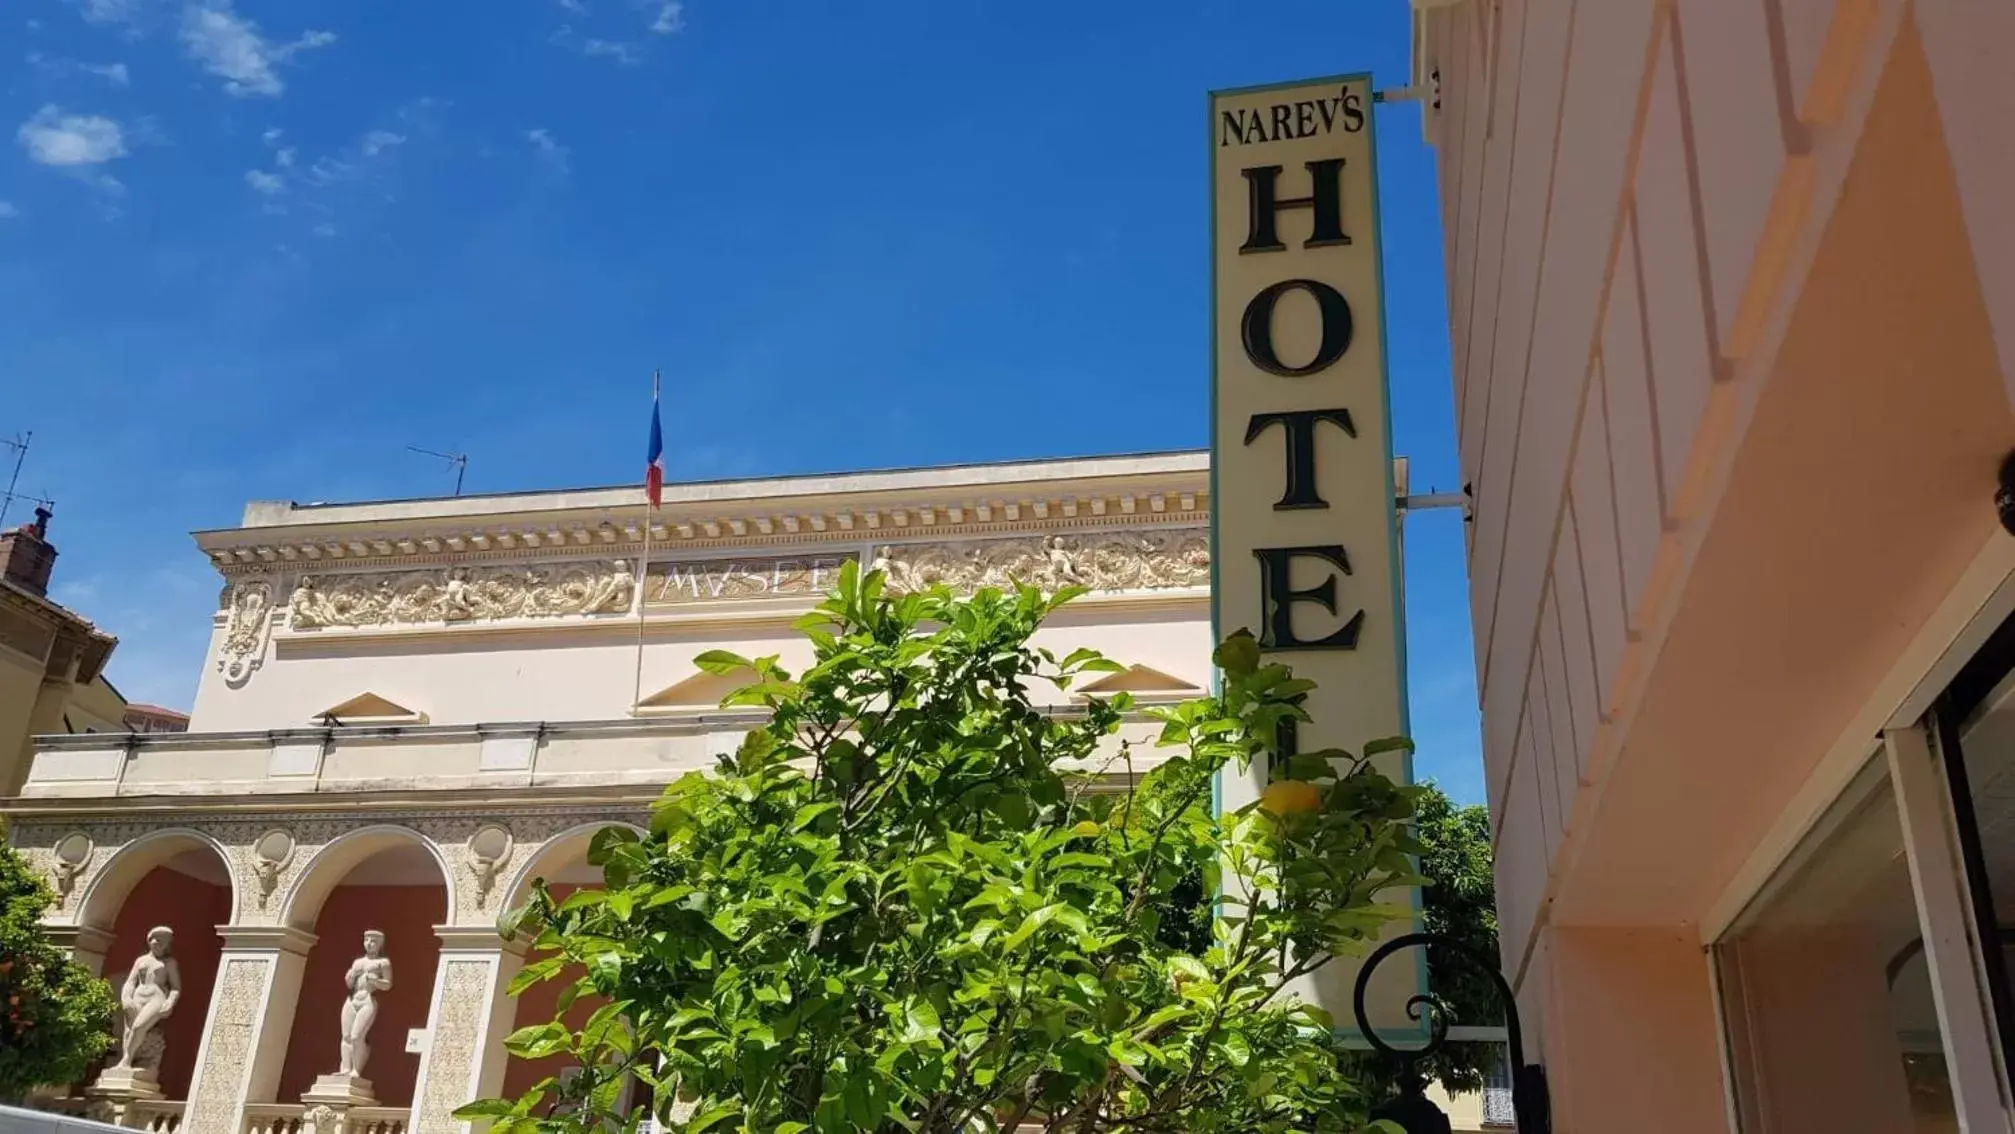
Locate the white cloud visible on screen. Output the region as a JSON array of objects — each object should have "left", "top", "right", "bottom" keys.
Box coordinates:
[
  {"left": 311, "top": 222, "right": 335, "bottom": 237},
  {"left": 306, "top": 154, "right": 350, "bottom": 184},
  {"left": 180, "top": 3, "right": 336, "bottom": 97},
  {"left": 261, "top": 127, "right": 282, "bottom": 143},
  {"left": 0, "top": 202, "right": 18, "bottom": 219},
  {"left": 275, "top": 146, "right": 296, "bottom": 168},
  {"left": 648, "top": 1, "right": 683, "bottom": 34},
  {"left": 244, "top": 168, "right": 282, "bottom": 194},
  {"left": 18, "top": 105, "right": 126, "bottom": 166},
  {"left": 556, "top": 0, "right": 588, "bottom": 11},
  {"left": 69, "top": 0, "right": 146, "bottom": 26},
  {"left": 360, "top": 130, "right": 404, "bottom": 156},
  {"left": 580, "top": 38, "right": 641, "bottom": 64},
  {"left": 526, "top": 128, "right": 570, "bottom": 175},
  {"left": 26, "top": 54, "right": 133, "bottom": 85}
]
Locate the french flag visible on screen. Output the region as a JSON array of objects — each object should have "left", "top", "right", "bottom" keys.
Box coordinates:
[{"left": 645, "top": 375, "right": 665, "bottom": 508}]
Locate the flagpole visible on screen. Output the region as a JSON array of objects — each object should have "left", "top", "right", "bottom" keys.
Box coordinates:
[{"left": 632, "top": 370, "right": 660, "bottom": 712}]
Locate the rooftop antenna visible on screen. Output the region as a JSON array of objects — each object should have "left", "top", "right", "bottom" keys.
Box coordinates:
[
  {"left": 0, "top": 431, "right": 53, "bottom": 532},
  {"left": 406, "top": 444, "right": 469, "bottom": 496}
]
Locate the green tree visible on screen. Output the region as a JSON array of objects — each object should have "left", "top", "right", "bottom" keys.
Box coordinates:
[
  {"left": 0, "top": 833, "right": 117, "bottom": 1102},
  {"left": 463, "top": 565, "right": 1425, "bottom": 1132},
  {"left": 1345, "top": 784, "right": 1501, "bottom": 1099}
]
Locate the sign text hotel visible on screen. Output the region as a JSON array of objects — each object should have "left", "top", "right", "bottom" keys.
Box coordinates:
[{"left": 1209, "top": 74, "right": 1414, "bottom": 1033}]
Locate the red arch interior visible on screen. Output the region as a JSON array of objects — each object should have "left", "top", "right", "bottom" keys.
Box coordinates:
[
  {"left": 101, "top": 857, "right": 232, "bottom": 1099},
  {"left": 275, "top": 847, "right": 445, "bottom": 1109}
]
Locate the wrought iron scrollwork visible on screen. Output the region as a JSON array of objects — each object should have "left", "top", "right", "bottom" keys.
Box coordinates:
[{"left": 1350, "top": 931, "right": 1552, "bottom": 1134}]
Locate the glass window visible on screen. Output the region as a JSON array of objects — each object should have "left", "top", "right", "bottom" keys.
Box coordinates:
[
  {"left": 1716, "top": 760, "right": 1958, "bottom": 1132},
  {"left": 1935, "top": 615, "right": 2015, "bottom": 1086}
]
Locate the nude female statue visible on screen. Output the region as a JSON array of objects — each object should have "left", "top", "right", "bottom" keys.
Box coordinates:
[
  {"left": 114, "top": 927, "right": 181, "bottom": 1071},
  {"left": 337, "top": 930, "right": 394, "bottom": 1077}
]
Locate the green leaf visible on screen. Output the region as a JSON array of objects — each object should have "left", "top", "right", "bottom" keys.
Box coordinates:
[
  {"left": 502, "top": 1022, "right": 571, "bottom": 1060},
  {"left": 1108, "top": 1036, "right": 1150, "bottom": 1067},
  {"left": 792, "top": 801, "right": 841, "bottom": 832},
  {"left": 1363, "top": 736, "right": 1416, "bottom": 759},
  {"left": 692, "top": 649, "right": 754, "bottom": 675},
  {"left": 685, "top": 1103, "right": 741, "bottom": 1132},
  {"left": 1218, "top": 1032, "right": 1251, "bottom": 1067},
  {"left": 899, "top": 999, "right": 943, "bottom": 1045}
]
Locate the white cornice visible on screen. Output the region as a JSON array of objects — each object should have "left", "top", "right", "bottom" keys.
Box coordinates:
[{"left": 193, "top": 452, "right": 1211, "bottom": 575}]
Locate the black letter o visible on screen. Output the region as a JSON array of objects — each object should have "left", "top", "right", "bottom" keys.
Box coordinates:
[{"left": 1240, "top": 279, "right": 1353, "bottom": 377}]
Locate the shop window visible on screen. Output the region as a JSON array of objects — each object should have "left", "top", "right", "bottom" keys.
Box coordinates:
[
  {"left": 1715, "top": 759, "right": 1957, "bottom": 1132},
  {"left": 1931, "top": 607, "right": 2015, "bottom": 1089}
]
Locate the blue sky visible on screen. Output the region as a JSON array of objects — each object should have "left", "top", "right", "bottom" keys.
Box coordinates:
[{"left": 2, "top": 0, "right": 1484, "bottom": 802}]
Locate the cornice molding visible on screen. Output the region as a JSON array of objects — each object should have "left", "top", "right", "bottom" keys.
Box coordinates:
[
  {"left": 218, "top": 924, "right": 318, "bottom": 954},
  {"left": 198, "top": 486, "right": 1211, "bottom": 576}
]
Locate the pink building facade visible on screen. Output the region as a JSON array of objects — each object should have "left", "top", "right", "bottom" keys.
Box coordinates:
[{"left": 1415, "top": 0, "right": 2015, "bottom": 1129}]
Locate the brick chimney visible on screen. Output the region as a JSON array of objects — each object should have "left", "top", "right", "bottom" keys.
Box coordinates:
[{"left": 0, "top": 505, "right": 57, "bottom": 597}]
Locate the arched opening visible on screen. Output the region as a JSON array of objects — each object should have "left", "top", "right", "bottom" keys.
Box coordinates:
[
  {"left": 498, "top": 824, "right": 633, "bottom": 1103},
  {"left": 78, "top": 831, "right": 236, "bottom": 1102},
  {"left": 275, "top": 831, "right": 449, "bottom": 1111}
]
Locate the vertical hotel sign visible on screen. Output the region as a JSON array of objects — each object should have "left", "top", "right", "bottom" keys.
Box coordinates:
[{"left": 1210, "top": 74, "right": 1421, "bottom": 1036}]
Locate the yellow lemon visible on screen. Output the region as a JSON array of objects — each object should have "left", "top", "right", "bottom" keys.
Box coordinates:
[{"left": 1259, "top": 779, "right": 1323, "bottom": 816}]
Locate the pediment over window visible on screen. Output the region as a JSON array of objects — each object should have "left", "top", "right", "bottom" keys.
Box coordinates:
[
  {"left": 315, "top": 692, "right": 427, "bottom": 725},
  {"left": 1075, "top": 665, "right": 1202, "bottom": 700},
  {"left": 635, "top": 667, "right": 757, "bottom": 714}
]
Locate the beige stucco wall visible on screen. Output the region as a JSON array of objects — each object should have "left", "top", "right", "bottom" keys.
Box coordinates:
[
  {"left": 186, "top": 591, "right": 1211, "bottom": 732},
  {"left": 65, "top": 675, "right": 129, "bottom": 734},
  {"left": 1421, "top": 0, "right": 2015, "bottom": 1127},
  {"left": 0, "top": 619, "right": 124, "bottom": 793}
]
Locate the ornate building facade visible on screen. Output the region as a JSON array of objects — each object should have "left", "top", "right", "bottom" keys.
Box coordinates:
[{"left": 7, "top": 451, "right": 1215, "bottom": 1134}]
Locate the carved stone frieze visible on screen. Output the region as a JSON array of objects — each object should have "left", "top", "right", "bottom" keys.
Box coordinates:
[
  {"left": 286, "top": 561, "right": 634, "bottom": 631},
  {"left": 251, "top": 829, "right": 297, "bottom": 910},
  {"left": 51, "top": 832, "right": 93, "bottom": 899},
  {"left": 464, "top": 825, "right": 514, "bottom": 910},
  {"left": 872, "top": 527, "right": 1210, "bottom": 595},
  {"left": 218, "top": 578, "right": 275, "bottom": 685}
]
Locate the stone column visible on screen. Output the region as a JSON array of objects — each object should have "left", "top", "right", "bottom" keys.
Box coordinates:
[
  {"left": 42, "top": 923, "right": 117, "bottom": 975},
  {"left": 182, "top": 926, "right": 317, "bottom": 1134},
  {"left": 407, "top": 927, "right": 526, "bottom": 1134}
]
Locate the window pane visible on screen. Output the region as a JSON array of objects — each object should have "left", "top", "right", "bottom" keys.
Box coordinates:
[
  {"left": 1953, "top": 670, "right": 2015, "bottom": 1024},
  {"left": 1716, "top": 762, "right": 1957, "bottom": 1132}
]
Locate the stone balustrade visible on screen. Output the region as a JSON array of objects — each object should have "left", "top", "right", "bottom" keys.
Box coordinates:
[
  {"left": 129, "top": 1100, "right": 186, "bottom": 1132},
  {"left": 242, "top": 1103, "right": 307, "bottom": 1134},
  {"left": 241, "top": 1103, "right": 410, "bottom": 1134}
]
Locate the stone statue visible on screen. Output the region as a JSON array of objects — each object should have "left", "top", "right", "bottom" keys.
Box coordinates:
[
  {"left": 289, "top": 577, "right": 322, "bottom": 629},
  {"left": 442, "top": 567, "right": 474, "bottom": 620},
  {"left": 114, "top": 927, "right": 181, "bottom": 1072},
  {"left": 871, "top": 546, "right": 899, "bottom": 585},
  {"left": 1045, "top": 536, "right": 1084, "bottom": 587},
  {"left": 608, "top": 560, "right": 635, "bottom": 612},
  {"left": 337, "top": 931, "right": 393, "bottom": 1077}
]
